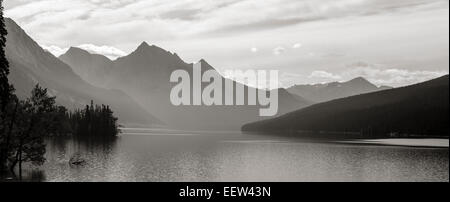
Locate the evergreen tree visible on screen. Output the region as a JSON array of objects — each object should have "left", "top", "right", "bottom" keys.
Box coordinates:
[
  {"left": 68, "top": 100, "right": 119, "bottom": 138},
  {"left": 0, "top": 0, "right": 10, "bottom": 113},
  {"left": 0, "top": 0, "right": 11, "bottom": 171},
  {"left": 1, "top": 84, "right": 120, "bottom": 177},
  {"left": 8, "top": 85, "right": 57, "bottom": 177}
]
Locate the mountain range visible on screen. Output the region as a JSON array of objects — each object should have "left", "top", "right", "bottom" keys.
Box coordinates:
[
  {"left": 287, "top": 77, "right": 392, "bottom": 103},
  {"left": 7, "top": 17, "right": 429, "bottom": 132},
  {"left": 5, "top": 18, "right": 161, "bottom": 126},
  {"left": 243, "top": 75, "right": 449, "bottom": 137},
  {"left": 5, "top": 18, "right": 310, "bottom": 130},
  {"left": 59, "top": 41, "right": 311, "bottom": 130},
  {"left": 58, "top": 47, "right": 113, "bottom": 88}
]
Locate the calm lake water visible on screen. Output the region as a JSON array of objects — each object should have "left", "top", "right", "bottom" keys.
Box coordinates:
[{"left": 10, "top": 129, "right": 450, "bottom": 182}]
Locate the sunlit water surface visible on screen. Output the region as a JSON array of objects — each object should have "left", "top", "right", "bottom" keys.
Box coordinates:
[{"left": 12, "top": 130, "right": 450, "bottom": 182}]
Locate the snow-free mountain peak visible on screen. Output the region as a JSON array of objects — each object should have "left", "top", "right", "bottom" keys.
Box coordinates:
[
  {"left": 67, "top": 46, "right": 89, "bottom": 54},
  {"left": 139, "top": 41, "right": 150, "bottom": 47},
  {"left": 346, "top": 77, "right": 375, "bottom": 87},
  {"left": 135, "top": 42, "right": 167, "bottom": 55},
  {"left": 124, "top": 42, "right": 185, "bottom": 66}
]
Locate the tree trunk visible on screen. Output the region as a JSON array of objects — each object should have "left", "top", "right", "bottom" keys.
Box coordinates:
[
  {"left": 0, "top": 113, "right": 6, "bottom": 170},
  {"left": 2, "top": 100, "right": 18, "bottom": 170},
  {"left": 9, "top": 146, "right": 19, "bottom": 174},
  {"left": 9, "top": 133, "right": 24, "bottom": 178},
  {"left": 12, "top": 117, "right": 35, "bottom": 180},
  {"left": 18, "top": 149, "right": 22, "bottom": 181},
  {"left": 0, "top": 143, "right": 5, "bottom": 171},
  {"left": 0, "top": 90, "right": 8, "bottom": 170}
]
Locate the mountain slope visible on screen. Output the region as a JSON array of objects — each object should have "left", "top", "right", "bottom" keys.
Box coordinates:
[
  {"left": 243, "top": 75, "right": 449, "bottom": 137},
  {"left": 60, "top": 42, "right": 311, "bottom": 130},
  {"left": 5, "top": 18, "right": 161, "bottom": 126},
  {"left": 59, "top": 47, "right": 113, "bottom": 87},
  {"left": 287, "top": 77, "right": 392, "bottom": 103}
]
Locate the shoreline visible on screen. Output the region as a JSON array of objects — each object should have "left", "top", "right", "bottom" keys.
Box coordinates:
[
  {"left": 334, "top": 138, "right": 449, "bottom": 149},
  {"left": 119, "top": 131, "right": 449, "bottom": 149}
]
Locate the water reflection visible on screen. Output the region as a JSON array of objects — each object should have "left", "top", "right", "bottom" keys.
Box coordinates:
[
  {"left": 2, "top": 134, "right": 449, "bottom": 182},
  {"left": 0, "top": 168, "right": 46, "bottom": 182}
]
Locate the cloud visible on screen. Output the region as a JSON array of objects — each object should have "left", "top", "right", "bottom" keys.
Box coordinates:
[
  {"left": 309, "top": 70, "right": 342, "bottom": 80},
  {"left": 6, "top": 0, "right": 445, "bottom": 40},
  {"left": 77, "top": 44, "right": 127, "bottom": 59},
  {"left": 279, "top": 71, "right": 306, "bottom": 87},
  {"left": 4, "top": 0, "right": 448, "bottom": 88},
  {"left": 42, "top": 45, "right": 69, "bottom": 57},
  {"left": 342, "top": 62, "right": 448, "bottom": 87},
  {"left": 292, "top": 43, "right": 302, "bottom": 49},
  {"left": 42, "top": 44, "right": 126, "bottom": 60},
  {"left": 273, "top": 46, "right": 286, "bottom": 55},
  {"left": 250, "top": 47, "right": 259, "bottom": 53},
  {"left": 291, "top": 64, "right": 448, "bottom": 87}
]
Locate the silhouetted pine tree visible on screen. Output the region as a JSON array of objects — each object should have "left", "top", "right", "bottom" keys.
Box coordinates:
[{"left": 5, "top": 85, "right": 59, "bottom": 177}]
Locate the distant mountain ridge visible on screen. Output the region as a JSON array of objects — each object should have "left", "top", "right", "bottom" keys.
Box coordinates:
[
  {"left": 60, "top": 41, "right": 311, "bottom": 130},
  {"left": 243, "top": 75, "right": 449, "bottom": 137},
  {"left": 5, "top": 18, "right": 161, "bottom": 126},
  {"left": 59, "top": 47, "right": 113, "bottom": 87},
  {"left": 287, "top": 77, "right": 392, "bottom": 103}
]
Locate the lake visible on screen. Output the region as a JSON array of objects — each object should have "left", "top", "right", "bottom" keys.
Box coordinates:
[{"left": 7, "top": 129, "right": 449, "bottom": 182}]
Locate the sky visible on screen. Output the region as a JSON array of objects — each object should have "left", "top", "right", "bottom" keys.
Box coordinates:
[{"left": 4, "top": 0, "right": 449, "bottom": 87}]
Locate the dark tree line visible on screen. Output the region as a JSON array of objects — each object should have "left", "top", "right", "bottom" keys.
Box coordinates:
[
  {"left": 0, "top": 0, "right": 119, "bottom": 178},
  {"left": 242, "top": 75, "right": 449, "bottom": 138},
  {"left": 0, "top": 85, "right": 120, "bottom": 177},
  {"left": 58, "top": 101, "right": 120, "bottom": 138},
  {"left": 0, "top": 0, "right": 9, "bottom": 113},
  {"left": 0, "top": 0, "right": 12, "bottom": 172}
]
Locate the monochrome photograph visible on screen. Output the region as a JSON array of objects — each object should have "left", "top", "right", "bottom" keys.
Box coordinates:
[{"left": 0, "top": 0, "right": 448, "bottom": 187}]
